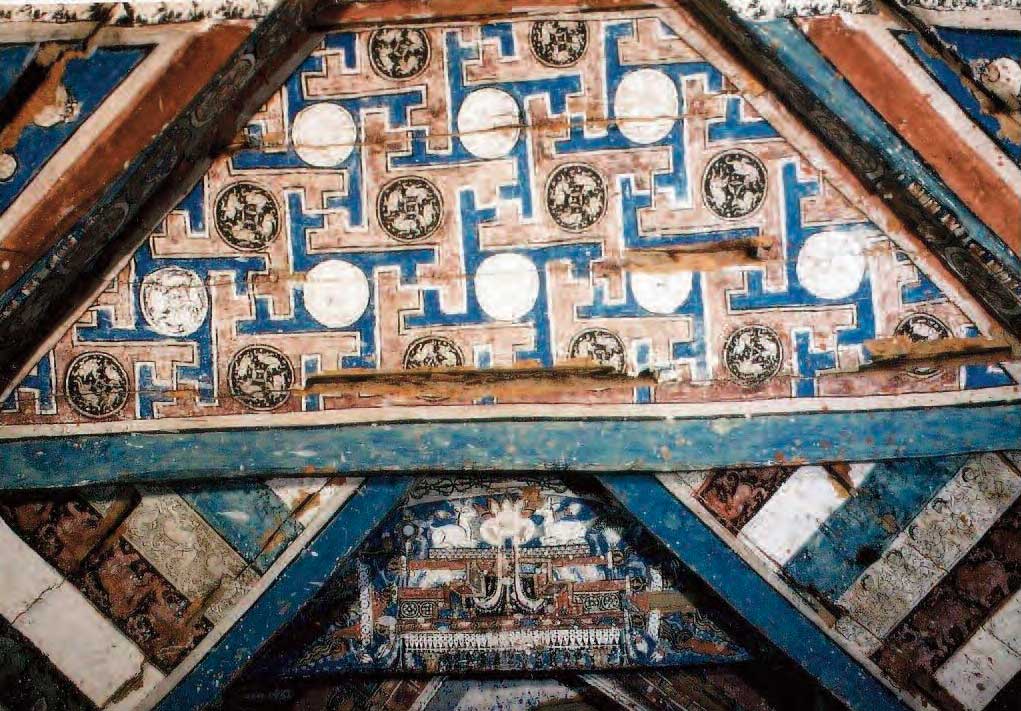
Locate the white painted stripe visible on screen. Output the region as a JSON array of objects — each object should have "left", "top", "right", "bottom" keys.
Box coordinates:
[
  {"left": 264, "top": 477, "right": 330, "bottom": 511},
  {"left": 121, "top": 488, "right": 258, "bottom": 625},
  {"left": 140, "top": 478, "right": 364, "bottom": 711},
  {"left": 0, "top": 518, "right": 63, "bottom": 620},
  {"left": 103, "top": 664, "right": 164, "bottom": 711},
  {"left": 837, "top": 454, "right": 1021, "bottom": 653},
  {"left": 1, "top": 518, "right": 151, "bottom": 707},
  {"left": 3, "top": 385, "right": 1019, "bottom": 440},
  {"left": 655, "top": 471, "right": 710, "bottom": 498},
  {"left": 740, "top": 465, "right": 870, "bottom": 566},
  {"left": 263, "top": 476, "right": 361, "bottom": 527},
  {"left": 13, "top": 582, "right": 147, "bottom": 706},
  {"left": 936, "top": 588, "right": 1021, "bottom": 711}
]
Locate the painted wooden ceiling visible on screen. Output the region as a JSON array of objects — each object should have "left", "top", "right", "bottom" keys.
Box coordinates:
[{"left": 0, "top": 1, "right": 1019, "bottom": 710}]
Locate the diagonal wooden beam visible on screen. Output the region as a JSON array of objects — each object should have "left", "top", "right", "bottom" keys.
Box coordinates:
[
  {"left": 596, "top": 474, "right": 915, "bottom": 711},
  {"left": 671, "top": 0, "right": 1021, "bottom": 339},
  {"left": 141, "top": 475, "right": 412, "bottom": 711}
]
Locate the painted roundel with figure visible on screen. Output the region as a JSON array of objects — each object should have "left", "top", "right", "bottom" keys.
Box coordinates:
[
  {"left": 568, "top": 328, "right": 627, "bottom": 372},
  {"left": 214, "top": 182, "right": 281, "bottom": 251},
  {"left": 530, "top": 20, "right": 588, "bottom": 67},
  {"left": 545, "top": 164, "right": 606, "bottom": 232},
  {"left": 140, "top": 267, "right": 209, "bottom": 337},
  {"left": 377, "top": 176, "right": 443, "bottom": 242},
  {"left": 895, "top": 313, "right": 952, "bottom": 377},
  {"left": 702, "top": 150, "right": 767, "bottom": 220},
  {"left": 65, "top": 352, "right": 129, "bottom": 419},
  {"left": 368, "top": 28, "right": 430, "bottom": 80},
  {"left": 228, "top": 345, "right": 294, "bottom": 411},
  {"left": 723, "top": 326, "right": 783, "bottom": 386},
  {"left": 403, "top": 336, "right": 465, "bottom": 369}
]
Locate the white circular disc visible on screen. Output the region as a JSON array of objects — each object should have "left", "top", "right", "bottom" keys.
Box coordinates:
[
  {"left": 614, "top": 69, "right": 678, "bottom": 145},
  {"left": 303, "top": 259, "right": 370, "bottom": 328},
  {"left": 631, "top": 270, "right": 693, "bottom": 314},
  {"left": 292, "top": 103, "right": 357, "bottom": 167},
  {"left": 140, "top": 267, "right": 209, "bottom": 336},
  {"left": 0, "top": 153, "right": 16, "bottom": 182},
  {"left": 981, "top": 57, "right": 1021, "bottom": 104},
  {"left": 457, "top": 88, "right": 521, "bottom": 159},
  {"left": 474, "top": 253, "right": 539, "bottom": 321},
  {"left": 796, "top": 230, "right": 867, "bottom": 300}
]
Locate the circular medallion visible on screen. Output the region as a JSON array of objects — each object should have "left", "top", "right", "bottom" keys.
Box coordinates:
[
  {"left": 65, "top": 352, "right": 129, "bottom": 419},
  {"left": 377, "top": 176, "right": 443, "bottom": 242},
  {"left": 630, "top": 270, "right": 692, "bottom": 314},
  {"left": 529, "top": 20, "right": 588, "bottom": 67},
  {"left": 0, "top": 153, "right": 16, "bottom": 182},
  {"left": 545, "top": 163, "right": 607, "bottom": 232},
  {"left": 795, "top": 230, "right": 867, "bottom": 300},
  {"left": 457, "top": 88, "right": 521, "bottom": 159},
  {"left": 302, "top": 259, "right": 370, "bottom": 328},
  {"left": 140, "top": 267, "right": 209, "bottom": 337},
  {"left": 368, "top": 28, "right": 430, "bottom": 80},
  {"left": 895, "top": 313, "right": 951, "bottom": 377},
  {"left": 228, "top": 345, "right": 294, "bottom": 411},
  {"left": 568, "top": 328, "right": 627, "bottom": 372},
  {"left": 614, "top": 69, "right": 677, "bottom": 145},
  {"left": 214, "top": 182, "right": 281, "bottom": 252},
  {"left": 702, "top": 150, "right": 768, "bottom": 220},
  {"left": 403, "top": 336, "right": 464, "bottom": 369},
  {"left": 977, "top": 57, "right": 1021, "bottom": 105},
  {"left": 292, "top": 103, "right": 357, "bottom": 167},
  {"left": 723, "top": 325, "right": 783, "bottom": 386},
  {"left": 474, "top": 253, "right": 539, "bottom": 322}
]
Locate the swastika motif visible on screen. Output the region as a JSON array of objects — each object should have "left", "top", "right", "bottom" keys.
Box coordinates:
[{"left": 1, "top": 7, "right": 1014, "bottom": 428}]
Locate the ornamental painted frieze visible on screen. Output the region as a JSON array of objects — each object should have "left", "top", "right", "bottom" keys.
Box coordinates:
[
  {"left": 242, "top": 478, "right": 750, "bottom": 674},
  {"left": 1, "top": 7, "right": 1016, "bottom": 428}
]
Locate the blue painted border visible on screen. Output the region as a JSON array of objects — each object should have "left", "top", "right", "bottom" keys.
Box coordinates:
[
  {"left": 753, "top": 20, "right": 1021, "bottom": 281},
  {"left": 598, "top": 474, "right": 911, "bottom": 711},
  {"left": 151, "top": 476, "right": 412, "bottom": 711},
  {"left": 2, "top": 401, "right": 1020, "bottom": 488}
]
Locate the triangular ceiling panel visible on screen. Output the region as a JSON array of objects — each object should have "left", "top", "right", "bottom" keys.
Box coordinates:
[
  {"left": 235, "top": 477, "right": 750, "bottom": 677},
  {"left": 1, "top": 5, "right": 1017, "bottom": 482}
]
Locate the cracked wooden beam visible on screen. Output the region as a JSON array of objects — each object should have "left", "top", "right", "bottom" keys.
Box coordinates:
[
  {"left": 305, "top": 361, "right": 655, "bottom": 400},
  {"left": 863, "top": 334, "right": 1015, "bottom": 370}
]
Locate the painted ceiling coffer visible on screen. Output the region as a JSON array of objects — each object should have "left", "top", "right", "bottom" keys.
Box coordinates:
[
  {"left": 0, "top": 2, "right": 1020, "bottom": 711},
  {"left": 1, "top": 2, "right": 1019, "bottom": 487}
]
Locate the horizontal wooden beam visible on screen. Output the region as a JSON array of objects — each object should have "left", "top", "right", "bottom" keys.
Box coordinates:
[{"left": 1, "top": 400, "right": 1019, "bottom": 489}]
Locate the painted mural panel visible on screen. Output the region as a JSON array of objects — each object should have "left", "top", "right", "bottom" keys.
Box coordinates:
[
  {"left": 662, "top": 452, "right": 1021, "bottom": 710},
  {"left": 1, "top": 6, "right": 1015, "bottom": 435},
  {"left": 244, "top": 477, "right": 749, "bottom": 676}
]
